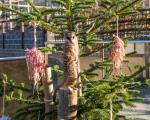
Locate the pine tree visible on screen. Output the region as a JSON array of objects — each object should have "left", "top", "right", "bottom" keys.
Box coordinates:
[{"left": 0, "top": 0, "right": 145, "bottom": 120}]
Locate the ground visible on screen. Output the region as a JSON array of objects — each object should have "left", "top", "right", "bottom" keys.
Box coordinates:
[{"left": 120, "top": 87, "right": 150, "bottom": 120}]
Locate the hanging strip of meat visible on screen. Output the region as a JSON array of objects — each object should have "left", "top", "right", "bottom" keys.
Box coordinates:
[
  {"left": 111, "top": 36, "right": 125, "bottom": 78},
  {"left": 26, "top": 48, "right": 45, "bottom": 90}
]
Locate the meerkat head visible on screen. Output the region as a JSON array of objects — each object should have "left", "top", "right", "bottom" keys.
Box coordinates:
[{"left": 66, "top": 32, "right": 77, "bottom": 44}]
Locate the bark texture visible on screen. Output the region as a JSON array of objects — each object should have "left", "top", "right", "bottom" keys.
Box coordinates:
[{"left": 43, "top": 53, "right": 54, "bottom": 120}]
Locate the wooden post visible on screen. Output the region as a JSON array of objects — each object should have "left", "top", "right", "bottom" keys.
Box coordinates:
[
  {"left": 42, "top": 1, "right": 55, "bottom": 117},
  {"left": 144, "top": 43, "right": 150, "bottom": 78},
  {"left": 33, "top": 23, "right": 37, "bottom": 48},
  {"left": 21, "top": 22, "right": 25, "bottom": 49},
  {"left": 58, "top": 32, "right": 78, "bottom": 120},
  {"left": 43, "top": 52, "right": 54, "bottom": 120},
  {"left": 43, "top": 65, "right": 54, "bottom": 120},
  {"left": 58, "top": 88, "right": 77, "bottom": 120},
  {"left": 2, "top": 22, "right": 5, "bottom": 49}
]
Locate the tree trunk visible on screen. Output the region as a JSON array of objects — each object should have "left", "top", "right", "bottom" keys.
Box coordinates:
[
  {"left": 58, "top": 32, "right": 78, "bottom": 120},
  {"left": 110, "top": 100, "right": 113, "bottom": 120},
  {"left": 43, "top": 53, "right": 54, "bottom": 120},
  {"left": 33, "top": 23, "right": 37, "bottom": 48}
]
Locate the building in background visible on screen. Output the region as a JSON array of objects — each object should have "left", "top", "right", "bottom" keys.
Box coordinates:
[
  {"left": 0, "top": 0, "right": 149, "bottom": 57},
  {"left": 0, "top": 0, "right": 50, "bottom": 57}
]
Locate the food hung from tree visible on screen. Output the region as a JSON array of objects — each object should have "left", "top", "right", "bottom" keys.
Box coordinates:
[
  {"left": 111, "top": 36, "right": 125, "bottom": 78},
  {"left": 26, "top": 48, "right": 45, "bottom": 89}
]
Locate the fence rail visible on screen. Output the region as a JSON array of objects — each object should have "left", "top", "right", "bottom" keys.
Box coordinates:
[{"left": 0, "top": 56, "right": 25, "bottom": 61}]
